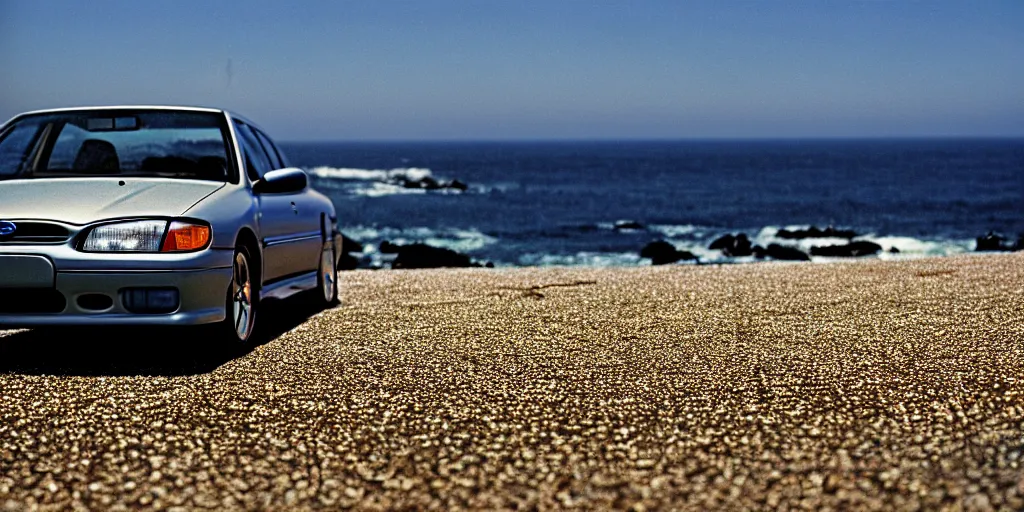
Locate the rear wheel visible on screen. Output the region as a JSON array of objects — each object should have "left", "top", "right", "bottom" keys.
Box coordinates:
[
  {"left": 311, "top": 238, "right": 339, "bottom": 308},
  {"left": 219, "top": 245, "right": 257, "bottom": 344}
]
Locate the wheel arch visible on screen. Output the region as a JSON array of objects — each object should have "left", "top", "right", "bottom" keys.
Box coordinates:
[{"left": 235, "top": 227, "right": 262, "bottom": 289}]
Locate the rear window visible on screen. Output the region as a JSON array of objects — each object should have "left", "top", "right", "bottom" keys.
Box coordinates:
[{"left": 0, "top": 110, "right": 235, "bottom": 182}]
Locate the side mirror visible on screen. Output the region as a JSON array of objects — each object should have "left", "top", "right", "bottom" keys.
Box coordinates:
[{"left": 253, "top": 168, "right": 308, "bottom": 194}]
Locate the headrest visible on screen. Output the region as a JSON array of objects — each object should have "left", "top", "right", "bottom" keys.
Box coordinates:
[{"left": 73, "top": 139, "right": 120, "bottom": 173}]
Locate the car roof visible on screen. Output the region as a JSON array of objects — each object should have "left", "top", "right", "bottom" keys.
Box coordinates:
[
  {"left": 3, "top": 105, "right": 270, "bottom": 135},
  {"left": 13, "top": 105, "right": 226, "bottom": 116}
]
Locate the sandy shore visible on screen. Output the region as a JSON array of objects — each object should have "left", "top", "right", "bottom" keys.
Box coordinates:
[{"left": 2, "top": 253, "right": 1023, "bottom": 510}]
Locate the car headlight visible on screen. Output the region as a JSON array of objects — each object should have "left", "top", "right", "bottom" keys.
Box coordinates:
[{"left": 82, "top": 220, "right": 211, "bottom": 253}]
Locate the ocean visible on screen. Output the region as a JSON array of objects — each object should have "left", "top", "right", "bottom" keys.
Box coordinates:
[{"left": 280, "top": 139, "right": 1024, "bottom": 268}]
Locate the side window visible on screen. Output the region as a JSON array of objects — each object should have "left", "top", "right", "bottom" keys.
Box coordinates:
[
  {"left": 233, "top": 121, "right": 271, "bottom": 180},
  {"left": 253, "top": 129, "right": 284, "bottom": 170},
  {"left": 271, "top": 138, "right": 290, "bottom": 168}
]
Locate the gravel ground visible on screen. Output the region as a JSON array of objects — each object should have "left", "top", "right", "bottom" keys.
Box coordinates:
[{"left": 2, "top": 253, "right": 1023, "bottom": 511}]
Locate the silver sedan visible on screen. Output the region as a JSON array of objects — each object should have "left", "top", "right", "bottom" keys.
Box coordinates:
[{"left": 0, "top": 106, "right": 342, "bottom": 343}]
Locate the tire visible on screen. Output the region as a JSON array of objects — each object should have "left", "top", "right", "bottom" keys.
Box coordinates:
[
  {"left": 218, "top": 244, "right": 258, "bottom": 344},
  {"left": 311, "top": 236, "right": 339, "bottom": 308}
]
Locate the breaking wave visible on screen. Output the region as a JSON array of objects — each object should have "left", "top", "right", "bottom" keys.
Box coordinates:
[
  {"left": 337, "top": 219, "right": 979, "bottom": 269},
  {"left": 647, "top": 225, "right": 975, "bottom": 265},
  {"left": 307, "top": 166, "right": 482, "bottom": 197},
  {"left": 309, "top": 166, "right": 434, "bottom": 182},
  {"left": 341, "top": 225, "right": 498, "bottom": 267},
  {"left": 516, "top": 251, "right": 645, "bottom": 267}
]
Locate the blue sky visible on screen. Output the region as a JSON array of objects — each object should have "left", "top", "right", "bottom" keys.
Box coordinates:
[{"left": 1, "top": 1, "right": 1022, "bottom": 140}]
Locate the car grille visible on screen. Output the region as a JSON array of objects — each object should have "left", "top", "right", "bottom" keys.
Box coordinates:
[
  {"left": 0, "top": 289, "right": 67, "bottom": 313},
  {"left": 0, "top": 222, "right": 72, "bottom": 244}
]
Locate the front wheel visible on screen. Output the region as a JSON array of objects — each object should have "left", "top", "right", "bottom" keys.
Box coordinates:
[{"left": 218, "top": 245, "right": 257, "bottom": 344}]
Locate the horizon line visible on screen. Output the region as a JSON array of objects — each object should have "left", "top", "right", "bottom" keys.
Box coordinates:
[{"left": 278, "top": 134, "right": 1024, "bottom": 145}]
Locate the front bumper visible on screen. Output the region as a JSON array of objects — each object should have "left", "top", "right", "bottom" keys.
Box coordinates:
[{"left": 0, "top": 248, "right": 233, "bottom": 327}]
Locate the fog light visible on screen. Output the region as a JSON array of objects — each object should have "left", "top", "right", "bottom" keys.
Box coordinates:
[
  {"left": 121, "top": 288, "right": 180, "bottom": 314},
  {"left": 77, "top": 293, "right": 114, "bottom": 311}
]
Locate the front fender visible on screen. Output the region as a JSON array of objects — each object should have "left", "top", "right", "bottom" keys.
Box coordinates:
[{"left": 182, "top": 184, "right": 260, "bottom": 250}]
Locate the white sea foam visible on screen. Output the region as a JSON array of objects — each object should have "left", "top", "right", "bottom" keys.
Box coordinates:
[
  {"left": 343, "top": 225, "right": 498, "bottom": 254},
  {"left": 649, "top": 224, "right": 706, "bottom": 238},
  {"left": 309, "top": 166, "right": 434, "bottom": 182},
  {"left": 867, "top": 235, "right": 973, "bottom": 259},
  {"left": 642, "top": 226, "right": 975, "bottom": 265},
  {"left": 748, "top": 227, "right": 973, "bottom": 262},
  {"left": 339, "top": 220, "right": 979, "bottom": 269},
  {"left": 517, "top": 251, "right": 645, "bottom": 267},
  {"left": 309, "top": 166, "right": 481, "bottom": 197},
  {"left": 353, "top": 182, "right": 428, "bottom": 198}
]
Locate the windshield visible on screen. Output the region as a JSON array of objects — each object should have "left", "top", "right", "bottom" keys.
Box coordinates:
[{"left": 0, "top": 110, "right": 235, "bottom": 182}]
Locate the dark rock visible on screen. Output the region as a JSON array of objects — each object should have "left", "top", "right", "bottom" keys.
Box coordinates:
[
  {"left": 420, "top": 176, "right": 442, "bottom": 190},
  {"left": 379, "top": 240, "right": 401, "bottom": 254},
  {"left": 392, "top": 243, "right": 473, "bottom": 269},
  {"left": 777, "top": 226, "right": 857, "bottom": 240},
  {"left": 613, "top": 220, "right": 645, "bottom": 231},
  {"left": 393, "top": 175, "right": 468, "bottom": 192},
  {"left": 975, "top": 232, "right": 1005, "bottom": 251},
  {"left": 709, "top": 234, "right": 735, "bottom": 251},
  {"left": 757, "top": 244, "right": 811, "bottom": 261},
  {"left": 728, "top": 234, "right": 752, "bottom": 257},
  {"left": 889, "top": 246, "right": 901, "bottom": 254},
  {"left": 340, "top": 232, "right": 362, "bottom": 254},
  {"left": 640, "top": 240, "right": 698, "bottom": 265},
  {"left": 709, "top": 233, "right": 752, "bottom": 257},
  {"left": 752, "top": 245, "right": 767, "bottom": 259},
  {"left": 676, "top": 250, "right": 699, "bottom": 263},
  {"left": 640, "top": 241, "right": 680, "bottom": 265},
  {"left": 485, "top": 262, "right": 495, "bottom": 268},
  {"left": 810, "top": 241, "right": 883, "bottom": 257},
  {"left": 827, "top": 227, "right": 858, "bottom": 239},
  {"left": 337, "top": 253, "right": 359, "bottom": 271},
  {"left": 974, "top": 231, "right": 1019, "bottom": 252}
]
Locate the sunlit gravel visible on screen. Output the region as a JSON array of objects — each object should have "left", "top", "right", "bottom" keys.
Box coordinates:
[{"left": 2, "top": 253, "right": 1023, "bottom": 510}]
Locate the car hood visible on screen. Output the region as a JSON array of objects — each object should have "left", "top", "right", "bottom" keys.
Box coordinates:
[{"left": 0, "top": 178, "right": 225, "bottom": 225}]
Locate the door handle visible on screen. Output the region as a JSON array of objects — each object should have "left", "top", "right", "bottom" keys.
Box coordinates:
[{"left": 291, "top": 201, "right": 298, "bottom": 214}]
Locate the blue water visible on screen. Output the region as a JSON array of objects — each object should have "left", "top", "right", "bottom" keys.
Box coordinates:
[{"left": 280, "top": 139, "right": 1024, "bottom": 267}]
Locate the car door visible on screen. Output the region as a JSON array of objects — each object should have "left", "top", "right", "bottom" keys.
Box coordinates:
[
  {"left": 251, "top": 126, "right": 328, "bottom": 271},
  {"left": 234, "top": 121, "right": 320, "bottom": 282}
]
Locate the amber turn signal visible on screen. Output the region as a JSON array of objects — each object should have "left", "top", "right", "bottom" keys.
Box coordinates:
[{"left": 161, "top": 222, "right": 211, "bottom": 252}]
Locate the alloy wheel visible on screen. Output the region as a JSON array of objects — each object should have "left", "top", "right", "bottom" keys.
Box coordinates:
[
  {"left": 321, "top": 242, "right": 336, "bottom": 303},
  {"left": 232, "top": 250, "right": 254, "bottom": 341}
]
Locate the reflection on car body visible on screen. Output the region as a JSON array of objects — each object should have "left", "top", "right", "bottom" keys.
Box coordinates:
[{"left": 0, "top": 106, "right": 342, "bottom": 343}]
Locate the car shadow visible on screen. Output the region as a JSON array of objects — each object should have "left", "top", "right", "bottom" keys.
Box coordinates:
[{"left": 0, "top": 293, "right": 332, "bottom": 377}]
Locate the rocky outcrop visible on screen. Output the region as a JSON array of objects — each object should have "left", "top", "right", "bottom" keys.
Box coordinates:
[
  {"left": 392, "top": 243, "right": 474, "bottom": 269},
  {"left": 393, "top": 176, "right": 468, "bottom": 191},
  {"left": 753, "top": 244, "right": 811, "bottom": 261},
  {"left": 709, "top": 233, "right": 753, "bottom": 257},
  {"left": 809, "top": 241, "right": 883, "bottom": 257},
  {"left": 341, "top": 233, "right": 362, "bottom": 254},
  {"left": 975, "top": 232, "right": 1021, "bottom": 252},
  {"left": 338, "top": 253, "right": 360, "bottom": 271},
  {"left": 384, "top": 242, "right": 492, "bottom": 269},
  {"left": 777, "top": 226, "right": 857, "bottom": 240},
  {"left": 379, "top": 240, "right": 401, "bottom": 254},
  {"left": 640, "top": 241, "right": 698, "bottom": 265},
  {"left": 337, "top": 232, "right": 364, "bottom": 270}
]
